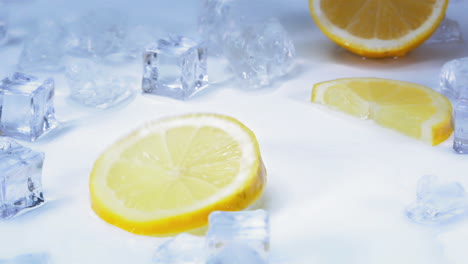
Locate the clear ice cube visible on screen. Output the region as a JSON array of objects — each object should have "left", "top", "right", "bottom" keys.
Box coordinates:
[
  {"left": 142, "top": 36, "right": 208, "bottom": 100},
  {"left": 17, "top": 19, "right": 67, "bottom": 72},
  {"left": 405, "top": 175, "right": 468, "bottom": 224},
  {"left": 152, "top": 233, "right": 206, "bottom": 264},
  {"left": 223, "top": 18, "right": 296, "bottom": 88},
  {"left": 65, "top": 61, "right": 135, "bottom": 109},
  {"left": 438, "top": 57, "right": 468, "bottom": 101},
  {"left": 453, "top": 98, "right": 468, "bottom": 154},
  {"left": 206, "top": 210, "right": 269, "bottom": 264},
  {"left": 198, "top": 0, "right": 236, "bottom": 56},
  {"left": 427, "top": 18, "right": 463, "bottom": 44},
  {"left": 0, "top": 73, "right": 58, "bottom": 141},
  {"left": 0, "top": 10, "right": 8, "bottom": 45},
  {"left": 65, "top": 9, "right": 127, "bottom": 59},
  {"left": 0, "top": 137, "right": 45, "bottom": 219}
]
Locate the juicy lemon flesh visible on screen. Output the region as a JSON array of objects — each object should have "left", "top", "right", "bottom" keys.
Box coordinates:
[
  {"left": 107, "top": 126, "right": 241, "bottom": 212},
  {"left": 312, "top": 78, "right": 452, "bottom": 145},
  {"left": 309, "top": 0, "right": 448, "bottom": 57},
  {"left": 90, "top": 114, "right": 266, "bottom": 235},
  {"left": 320, "top": 0, "right": 436, "bottom": 40}
]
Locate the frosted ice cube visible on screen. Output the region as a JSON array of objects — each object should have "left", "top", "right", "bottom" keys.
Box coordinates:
[
  {"left": 0, "top": 137, "right": 45, "bottom": 219},
  {"left": 65, "top": 9, "right": 127, "bottom": 58},
  {"left": 0, "top": 73, "right": 58, "bottom": 141},
  {"left": 142, "top": 36, "right": 208, "bottom": 100},
  {"left": 453, "top": 98, "right": 468, "bottom": 154},
  {"left": 198, "top": 0, "right": 237, "bottom": 55},
  {"left": 152, "top": 233, "right": 206, "bottom": 264},
  {"left": 438, "top": 57, "right": 468, "bottom": 101},
  {"left": 206, "top": 210, "right": 269, "bottom": 264},
  {"left": 223, "top": 18, "right": 296, "bottom": 88},
  {"left": 17, "top": 19, "right": 67, "bottom": 72},
  {"left": 406, "top": 175, "right": 468, "bottom": 224},
  {"left": 65, "top": 61, "right": 135, "bottom": 109},
  {"left": 427, "top": 18, "right": 463, "bottom": 44}
]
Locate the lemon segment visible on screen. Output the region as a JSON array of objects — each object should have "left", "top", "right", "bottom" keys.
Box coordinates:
[
  {"left": 309, "top": 0, "right": 449, "bottom": 58},
  {"left": 311, "top": 78, "right": 453, "bottom": 145},
  {"left": 90, "top": 114, "right": 266, "bottom": 235}
]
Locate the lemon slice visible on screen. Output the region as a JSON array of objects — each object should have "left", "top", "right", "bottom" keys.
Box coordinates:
[
  {"left": 309, "top": 0, "right": 448, "bottom": 58},
  {"left": 311, "top": 78, "right": 453, "bottom": 145},
  {"left": 90, "top": 114, "right": 266, "bottom": 235}
]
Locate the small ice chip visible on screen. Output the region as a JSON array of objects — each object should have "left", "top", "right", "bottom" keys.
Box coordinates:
[
  {"left": 0, "top": 137, "right": 45, "bottom": 219},
  {"left": 427, "top": 18, "right": 463, "bottom": 44},
  {"left": 152, "top": 233, "right": 206, "bottom": 264},
  {"left": 406, "top": 175, "right": 468, "bottom": 224},
  {"left": 438, "top": 57, "right": 468, "bottom": 102},
  {"left": 206, "top": 210, "right": 269, "bottom": 264},
  {"left": 0, "top": 73, "right": 58, "bottom": 141}
]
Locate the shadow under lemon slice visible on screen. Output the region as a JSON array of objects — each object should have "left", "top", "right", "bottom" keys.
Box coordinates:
[
  {"left": 311, "top": 78, "right": 453, "bottom": 145},
  {"left": 90, "top": 113, "right": 266, "bottom": 235}
]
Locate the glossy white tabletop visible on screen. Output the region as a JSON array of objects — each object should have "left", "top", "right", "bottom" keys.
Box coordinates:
[{"left": 0, "top": 0, "right": 467, "bottom": 263}]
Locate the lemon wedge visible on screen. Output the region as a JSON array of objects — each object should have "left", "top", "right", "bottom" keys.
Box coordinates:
[
  {"left": 309, "top": 0, "right": 448, "bottom": 58},
  {"left": 90, "top": 113, "right": 266, "bottom": 235},
  {"left": 311, "top": 78, "right": 453, "bottom": 145}
]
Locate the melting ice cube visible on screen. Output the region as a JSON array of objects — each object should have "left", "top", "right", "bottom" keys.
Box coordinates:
[
  {"left": 0, "top": 137, "right": 45, "bottom": 219},
  {"left": 406, "top": 175, "right": 468, "bottom": 224}
]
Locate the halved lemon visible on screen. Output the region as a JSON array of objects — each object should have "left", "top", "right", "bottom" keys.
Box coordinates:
[
  {"left": 90, "top": 113, "right": 266, "bottom": 235},
  {"left": 311, "top": 78, "right": 453, "bottom": 145},
  {"left": 309, "top": 0, "right": 449, "bottom": 58}
]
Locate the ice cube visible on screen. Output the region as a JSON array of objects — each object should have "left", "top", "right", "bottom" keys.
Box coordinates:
[
  {"left": 0, "top": 137, "right": 45, "bottom": 219},
  {"left": 17, "top": 19, "right": 67, "bottom": 72},
  {"left": 427, "top": 18, "right": 463, "bottom": 44},
  {"left": 405, "top": 175, "right": 468, "bottom": 224},
  {"left": 142, "top": 36, "right": 208, "bottom": 100},
  {"left": 198, "top": 0, "right": 237, "bottom": 56},
  {"left": 223, "top": 18, "right": 296, "bottom": 88},
  {"left": 206, "top": 210, "right": 269, "bottom": 264},
  {"left": 453, "top": 98, "right": 468, "bottom": 154},
  {"left": 0, "top": 10, "right": 8, "bottom": 45},
  {"left": 152, "top": 233, "right": 206, "bottom": 264},
  {"left": 65, "top": 9, "right": 127, "bottom": 59},
  {"left": 438, "top": 57, "right": 468, "bottom": 101},
  {"left": 0, "top": 73, "right": 58, "bottom": 141},
  {"left": 65, "top": 61, "right": 135, "bottom": 109}
]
